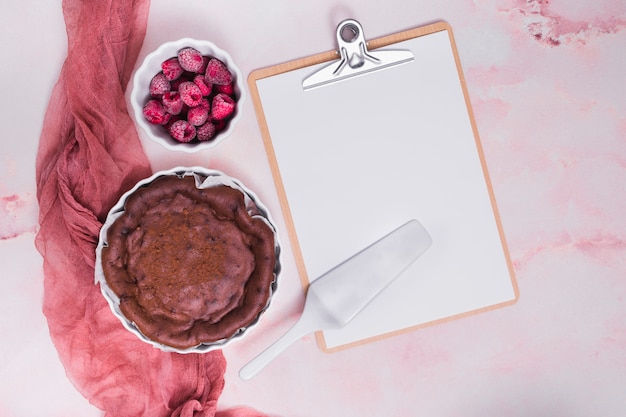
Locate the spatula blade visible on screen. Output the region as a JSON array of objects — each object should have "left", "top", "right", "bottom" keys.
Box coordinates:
[
  {"left": 239, "top": 219, "right": 431, "bottom": 380},
  {"left": 308, "top": 219, "right": 432, "bottom": 325}
]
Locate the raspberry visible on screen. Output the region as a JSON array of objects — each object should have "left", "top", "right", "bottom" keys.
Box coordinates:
[
  {"left": 193, "top": 74, "right": 213, "bottom": 96},
  {"left": 215, "top": 82, "right": 234, "bottom": 95},
  {"left": 143, "top": 100, "right": 171, "bottom": 125},
  {"left": 168, "top": 119, "right": 196, "bottom": 143},
  {"left": 211, "top": 93, "right": 235, "bottom": 120},
  {"left": 178, "top": 47, "right": 204, "bottom": 72},
  {"left": 187, "top": 105, "right": 209, "bottom": 126},
  {"left": 205, "top": 58, "right": 233, "bottom": 85},
  {"left": 161, "top": 57, "right": 184, "bottom": 80},
  {"left": 149, "top": 73, "right": 170, "bottom": 98},
  {"left": 178, "top": 81, "right": 203, "bottom": 107},
  {"left": 161, "top": 91, "right": 184, "bottom": 115},
  {"left": 196, "top": 121, "right": 217, "bottom": 141}
]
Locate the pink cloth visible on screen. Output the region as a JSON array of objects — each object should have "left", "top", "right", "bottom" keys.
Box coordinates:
[{"left": 35, "top": 1, "right": 265, "bottom": 416}]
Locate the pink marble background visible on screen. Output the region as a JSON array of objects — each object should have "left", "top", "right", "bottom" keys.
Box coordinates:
[{"left": 1, "top": 0, "right": 625, "bottom": 416}]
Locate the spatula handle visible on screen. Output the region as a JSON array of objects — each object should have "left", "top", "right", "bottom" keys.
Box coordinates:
[{"left": 239, "top": 315, "right": 318, "bottom": 380}]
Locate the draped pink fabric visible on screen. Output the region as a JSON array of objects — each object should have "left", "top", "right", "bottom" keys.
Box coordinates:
[{"left": 35, "top": 1, "right": 265, "bottom": 416}]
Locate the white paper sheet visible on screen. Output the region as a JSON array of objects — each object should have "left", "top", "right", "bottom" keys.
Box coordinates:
[{"left": 254, "top": 28, "right": 518, "bottom": 350}]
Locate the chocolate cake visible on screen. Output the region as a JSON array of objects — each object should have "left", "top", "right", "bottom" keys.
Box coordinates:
[{"left": 100, "top": 174, "right": 276, "bottom": 350}]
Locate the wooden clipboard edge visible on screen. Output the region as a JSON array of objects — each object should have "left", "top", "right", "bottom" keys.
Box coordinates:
[
  {"left": 248, "top": 20, "right": 520, "bottom": 354},
  {"left": 321, "top": 297, "right": 520, "bottom": 353},
  {"left": 445, "top": 23, "right": 521, "bottom": 305}
]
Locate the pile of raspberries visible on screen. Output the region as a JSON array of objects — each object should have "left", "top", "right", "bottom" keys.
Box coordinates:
[{"left": 142, "top": 46, "right": 237, "bottom": 143}]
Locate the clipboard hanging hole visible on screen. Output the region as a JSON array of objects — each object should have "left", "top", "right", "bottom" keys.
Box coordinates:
[{"left": 340, "top": 23, "right": 360, "bottom": 43}]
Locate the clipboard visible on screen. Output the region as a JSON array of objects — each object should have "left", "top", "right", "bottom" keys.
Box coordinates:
[{"left": 248, "top": 20, "right": 519, "bottom": 352}]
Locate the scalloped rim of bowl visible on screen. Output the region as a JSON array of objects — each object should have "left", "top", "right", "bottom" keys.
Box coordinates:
[
  {"left": 95, "top": 167, "right": 281, "bottom": 353},
  {"left": 130, "top": 39, "right": 246, "bottom": 153}
]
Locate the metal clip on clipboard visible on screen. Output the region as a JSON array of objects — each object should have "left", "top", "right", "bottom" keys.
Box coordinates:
[{"left": 302, "top": 19, "right": 415, "bottom": 90}]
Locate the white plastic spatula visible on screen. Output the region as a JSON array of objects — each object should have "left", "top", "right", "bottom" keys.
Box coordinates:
[{"left": 239, "top": 219, "right": 432, "bottom": 380}]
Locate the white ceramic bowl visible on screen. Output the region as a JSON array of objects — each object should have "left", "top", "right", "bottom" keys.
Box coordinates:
[
  {"left": 130, "top": 39, "right": 246, "bottom": 153},
  {"left": 95, "top": 167, "right": 280, "bottom": 353}
]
